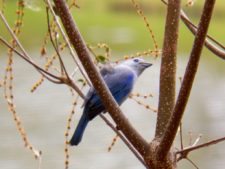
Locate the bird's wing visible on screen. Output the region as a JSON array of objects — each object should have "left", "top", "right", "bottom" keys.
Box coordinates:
[
  {"left": 106, "top": 71, "right": 134, "bottom": 104},
  {"left": 85, "top": 70, "right": 135, "bottom": 120},
  {"left": 100, "top": 64, "right": 114, "bottom": 77},
  {"left": 82, "top": 65, "right": 115, "bottom": 107}
]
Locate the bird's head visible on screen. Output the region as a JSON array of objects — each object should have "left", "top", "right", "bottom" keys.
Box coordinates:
[{"left": 122, "top": 58, "right": 152, "bottom": 76}]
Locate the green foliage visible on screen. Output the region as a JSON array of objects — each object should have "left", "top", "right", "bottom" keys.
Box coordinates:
[
  {"left": 96, "top": 55, "right": 107, "bottom": 63},
  {"left": 0, "top": 0, "right": 224, "bottom": 56}
]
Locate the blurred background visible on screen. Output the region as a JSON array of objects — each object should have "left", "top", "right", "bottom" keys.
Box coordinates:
[{"left": 0, "top": 0, "right": 225, "bottom": 169}]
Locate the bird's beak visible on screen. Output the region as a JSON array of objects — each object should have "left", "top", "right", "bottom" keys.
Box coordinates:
[{"left": 140, "top": 62, "right": 153, "bottom": 68}]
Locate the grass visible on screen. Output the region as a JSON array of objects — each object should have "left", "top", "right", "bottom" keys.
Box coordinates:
[{"left": 0, "top": 0, "right": 224, "bottom": 59}]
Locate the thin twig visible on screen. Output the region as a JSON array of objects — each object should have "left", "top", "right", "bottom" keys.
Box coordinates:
[
  {"left": 161, "top": 0, "right": 225, "bottom": 60},
  {"left": 176, "top": 136, "right": 225, "bottom": 155},
  {"left": 186, "top": 158, "right": 199, "bottom": 169},
  {"left": 192, "top": 134, "right": 202, "bottom": 147},
  {"left": 46, "top": 7, "right": 70, "bottom": 79},
  {"left": 1, "top": 11, "right": 85, "bottom": 99},
  {"left": 131, "top": 0, "right": 159, "bottom": 56},
  {"left": 0, "top": 11, "right": 64, "bottom": 83},
  {"left": 177, "top": 134, "right": 202, "bottom": 162},
  {"left": 157, "top": 0, "right": 216, "bottom": 160},
  {"left": 67, "top": 78, "right": 85, "bottom": 99},
  {"left": 0, "top": 37, "right": 63, "bottom": 83},
  {"left": 45, "top": 0, "right": 92, "bottom": 86},
  {"left": 180, "top": 10, "right": 225, "bottom": 50},
  {"left": 100, "top": 114, "right": 148, "bottom": 168},
  {"left": 0, "top": 11, "right": 30, "bottom": 59},
  {"left": 180, "top": 10, "right": 225, "bottom": 60},
  {"left": 179, "top": 123, "right": 183, "bottom": 150},
  {"left": 188, "top": 131, "right": 193, "bottom": 146}
]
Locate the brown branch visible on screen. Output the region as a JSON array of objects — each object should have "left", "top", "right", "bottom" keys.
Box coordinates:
[
  {"left": 176, "top": 136, "right": 225, "bottom": 157},
  {"left": 180, "top": 10, "right": 225, "bottom": 60},
  {"left": 0, "top": 11, "right": 66, "bottom": 84},
  {"left": 186, "top": 158, "right": 199, "bottom": 169},
  {"left": 45, "top": 0, "right": 92, "bottom": 86},
  {"left": 46, "top": 7, "right": 70, "bottom": 79},
  {"left": 156, "top": 0, "right": 216, "bottom": 160},
  {"left": 161, "top": 0, "right": 225, "bottom": 60},
  {"left": 155, "top": 0, "right": 180, "bottom": 137},
  {"left": 100, "top": 114, "right": 148, "bottom": 168},
  {"left": 180, "top": 10, "right": 225, "bottom": 50},
  {"left": 179, "top": 123, "right": 183, "bottom": 150},
  {"left": 0, "top": 36, "right": 87, "bottom": 99},
  {"left": 176, "top": 134, "right": 202, "bottom": 162},
  {"left": 52, "top": 0, "right": 149, "bottom": 157},
  {"left": 0, "top": 11, "right": 30, "bottom": 60},
  {"left": 0, "top": 37, "right": 63, "bottom": 83}
]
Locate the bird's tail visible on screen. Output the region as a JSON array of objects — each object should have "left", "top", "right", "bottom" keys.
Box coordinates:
[{"left": 70, "top": 113, "right": 89, "bottom": 146}]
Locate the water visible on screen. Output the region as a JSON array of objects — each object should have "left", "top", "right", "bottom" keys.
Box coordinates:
[{"left": 0, "top": 54, "right": 225, "bottom": 169}]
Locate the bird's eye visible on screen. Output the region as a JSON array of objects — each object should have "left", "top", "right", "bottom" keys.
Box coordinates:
[{"left": 133, "top": 58, "right": 139, "bottom": 63}]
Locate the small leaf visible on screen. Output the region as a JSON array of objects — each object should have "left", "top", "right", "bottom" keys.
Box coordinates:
[
  {"left": 77, "top": 79, "right": 84, "bottom": 83},
  {"left": 96, "top": 55, "right": 107, "bottom": 63}
]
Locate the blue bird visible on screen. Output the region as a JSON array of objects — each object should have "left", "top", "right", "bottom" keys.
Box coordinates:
[{"left": 70, "top": 58, "right": 152, "bottom": 146}]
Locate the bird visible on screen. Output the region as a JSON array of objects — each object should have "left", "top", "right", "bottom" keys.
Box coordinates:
[{"left": 70, "top": 57, "right": 152, "bottom": 146}]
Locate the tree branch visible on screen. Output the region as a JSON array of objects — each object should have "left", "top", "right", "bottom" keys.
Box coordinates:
[
  {"left": 52, "top": 0, "right": 149, "bottom": 156},
  {"left": 155, "top": 0, "right": 180, "bottom": 137},
  {"left": 180, "top": 10, "right": 225, "bottom": 60},
  {"left": 0, "top": 37, "right": 63, "bottom": 83},
  {"left": 176, "top": 136, "right": 225, "bottom": 160},
  {"left": 161, "top": 0, "right": 225, "bottom": 60},
  {"left": 156, "top": 0, "right": 216, "bottom": 160},
  {"left": 45, "top": 0, "right": 92, "bottom": 85},
  {"left": 100, "top": 114, "right": 148, "bottom": 168},
  {"left": 46, "top": 7, "right": 70, "bottom": 79}
]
